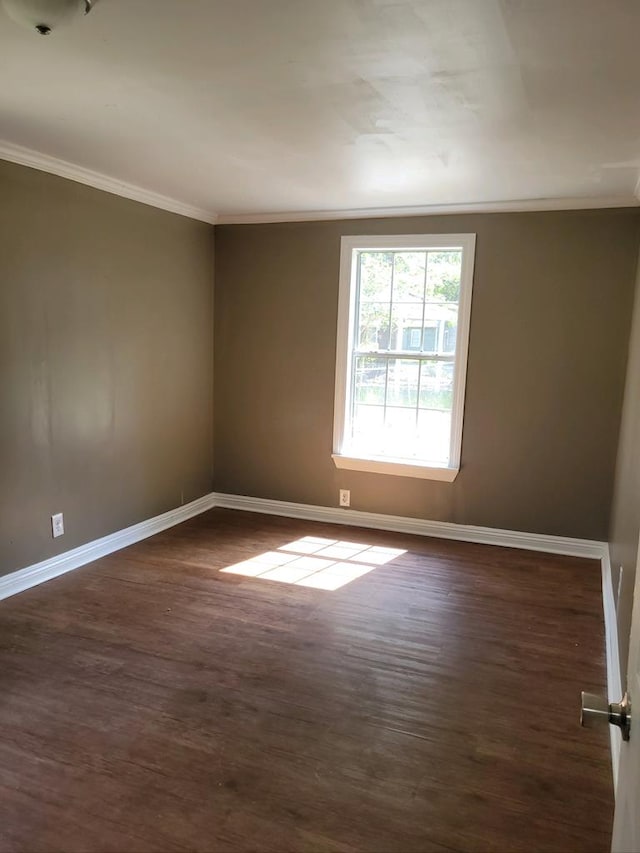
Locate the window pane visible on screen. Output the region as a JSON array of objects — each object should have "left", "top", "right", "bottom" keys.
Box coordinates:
[
  {"left": 421, "top": 324, "right": 437, "bottom": 352},
  {"left": 419, "top": 360, "right": 454, "bottom": 410},
  {"left": 350, "top": 404, "right": 452, "bottom": 464},
  {"left": 359, "top": 251, "right": 393, "bottom": 302},
  {"left": 427, "top": 250, "right": 462, "bottom": 303},
  {"left": 417, "top": 409, "right": 451, "bottom": 464},
  {"left": 357, "top": 302, "right": 390, "bottom": 350},
  {"left": 386, "top": 358, "right": 419, "bottom": 407},
  {"left": 386, "top": 303, "right": 459, "bottom": 354},
  {"left": 401, "top": 327, "right": 423, "bottom": 351},
  {"left": 384, "top": 407, "right": 417, "bottom": 454},
  {"left": 390, "top": 301, "right": 424, "bottom": 350},
  {"left": 423, "top": 302, "right": 458, "bottom": 353},
  {"left": 352, "top": 404, "right": 384, "bottom": 453},
  {"left": 353, "top": 356, "right": 386, "bottom": 404},
  {"left": 443, "top": 320, "right": 457, "bottom": 353},
  {"left": 393, "top": 252, "right": 426, "bottom": 302}
]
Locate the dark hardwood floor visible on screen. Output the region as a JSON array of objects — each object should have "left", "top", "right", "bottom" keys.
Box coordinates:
[{"left": 0, "top": 509, "right": 612, "bottom": 853}]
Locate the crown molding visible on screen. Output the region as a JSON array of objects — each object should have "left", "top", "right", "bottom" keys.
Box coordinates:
[
  {"left": 0, "top": 140, "right": 218, "bottom": 224},
  {"left": 1, "top": 139, "right": 637, "bottom": 226},
  {"left": 217, "top": 195, "right": 639, "bottom": 225}
]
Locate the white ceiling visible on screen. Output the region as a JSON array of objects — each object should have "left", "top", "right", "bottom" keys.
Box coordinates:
[{"left": 1, "top": 0, "right": 640, "bottom": 223}]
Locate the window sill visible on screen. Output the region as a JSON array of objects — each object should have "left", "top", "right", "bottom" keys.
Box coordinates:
[{"left": 331, "top": 454, "right": 459, "bottom": 482}]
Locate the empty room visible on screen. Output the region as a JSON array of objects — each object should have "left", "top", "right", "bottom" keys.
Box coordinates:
[{"left": 2, "top": 1, "right": 640, "bottom": 851}]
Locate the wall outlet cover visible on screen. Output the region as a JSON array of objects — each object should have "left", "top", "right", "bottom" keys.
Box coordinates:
[{"left": 51, "top": 513, "right": 64, "bottom": 538}]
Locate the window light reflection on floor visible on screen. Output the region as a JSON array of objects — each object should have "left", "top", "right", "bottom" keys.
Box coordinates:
[{"left": 220, "top": 536, "right": 406, "bottom": 590}]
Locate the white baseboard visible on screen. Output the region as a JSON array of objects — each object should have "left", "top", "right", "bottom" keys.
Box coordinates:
[
  {"left": 601, "top": 549, "right": 623, "bottom": 792},
  {"left": 0, "top": 489, "right": 619, "bottom": 793},
  {"left": 214, "top": 494, "right": 623, "bottom": 784},
  {"left": 0, "top": 493, "right": 217, "bottom": 602},
  {"left": 212, "top": 493, "right": 606, "bottom": 559},
  {"left": 215, "top": 493, "right": 620, "bottom": 791},
  {"left": 1, "top": 492, "right": 605, "bottom": 605},
  {"left": 0, "top": 489, "right": 607, "bottom": 601}
]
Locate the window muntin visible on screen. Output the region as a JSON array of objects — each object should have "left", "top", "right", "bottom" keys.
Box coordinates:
[{"left": 333, "top": 234, "right": 475, "bottom": 479}]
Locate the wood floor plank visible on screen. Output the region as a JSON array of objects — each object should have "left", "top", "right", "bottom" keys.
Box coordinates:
[{"left": 0, "top": 509, "right": 612, "bottom": 852}]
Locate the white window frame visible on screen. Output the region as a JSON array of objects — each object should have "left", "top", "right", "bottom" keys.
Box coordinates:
[{"left": 332, "top": 233, "right": 476, "bottom": 482}]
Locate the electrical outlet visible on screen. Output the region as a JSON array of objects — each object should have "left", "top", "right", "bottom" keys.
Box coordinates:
[
  {"left": 51, "top": 512, "right": 64, "bottom": 538},
  {"left": 339, "top": 489, "right": 350, "bottom": 507}
]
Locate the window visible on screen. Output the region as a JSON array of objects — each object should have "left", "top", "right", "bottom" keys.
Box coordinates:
[{"left": 332, "top": 234, "right": 475, "bottom": 481}]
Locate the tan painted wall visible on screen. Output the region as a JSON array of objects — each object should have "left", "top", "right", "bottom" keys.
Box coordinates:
[
  {"left": 214, "top": 210, "right": 640, "bottom": 540},
  {"left": 609, "top": 257, "right": 640, "bottom": 672},
  {"left": 0, "top": 160, "right": 215, "bottom": 577}
]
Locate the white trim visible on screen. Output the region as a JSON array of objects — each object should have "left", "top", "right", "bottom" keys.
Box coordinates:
[
  {"left": 216, "top": 196, "right": 639, "bottom": 225},
  {"left": 332, "top": 233, "right": 475, "bottom": 479},
  {"left": 601, "top": 548, "right": 623, "bottom": 792},
  {"left": 212, "top": 492, "right": 605, "bottom": 559},
  {"left": 2, "top": 492, "right": 603, "bottom": 607},
  {"left": 1, "top": 486, "right": 618, "bottom": 792},
  {"left": 0, "top": 140, "right": 218, "bottom": 225},
  {"left": 216, "top": 493, "right": 620, "bottom": 793},
  {"left": 332, "top": 454, "right": 458, "bottom": 481},
  {"left": 0, "top": 493, "right": 217, "bottom": 602},
  {"left": 1, "top": 141, "right": 635, "bottom": 227},
  {"left": 450, "top": 235, "right": 474, "bottom": 466},
  {"left": 332, "top": 235, "right": 358, "bottom": 459}
]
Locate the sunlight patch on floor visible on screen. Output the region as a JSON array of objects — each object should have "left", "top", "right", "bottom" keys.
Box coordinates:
[{"left": 220, "top": 536, "right": 406, "bottom": 590}]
